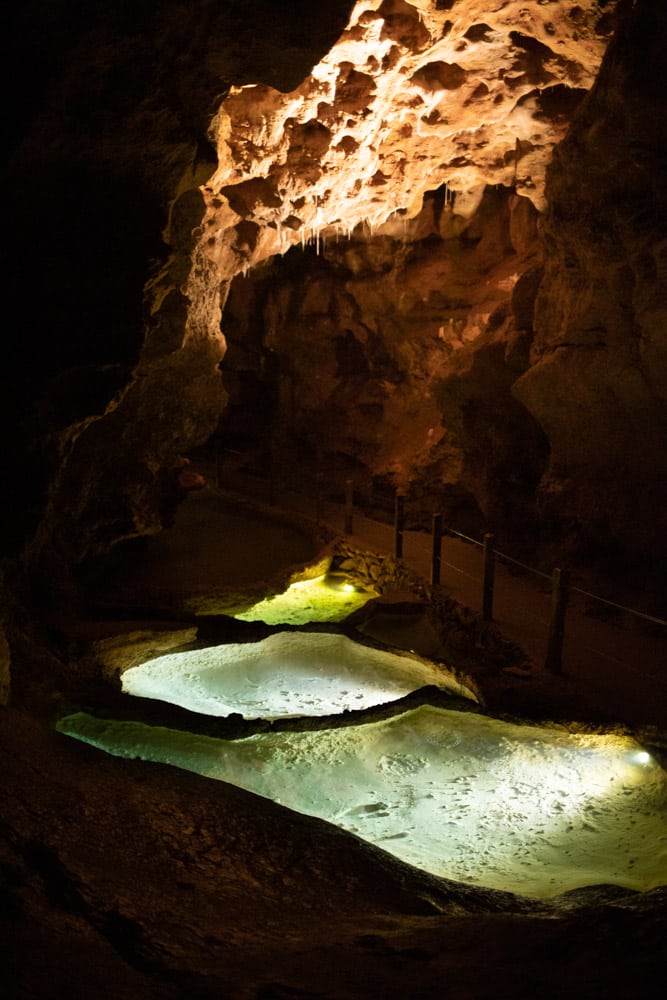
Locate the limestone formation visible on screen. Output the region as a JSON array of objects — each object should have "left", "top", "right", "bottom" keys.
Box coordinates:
[
  {"left": 3, "top": 7, "right": 667, "bottom": 998},
  {"left": 221, "top": 183, "right": 548, "bottom": 542},
  {"left": 197, "top": 0, "right": 616, "bottom": 343},
  {"left": 10, "top": 0, "right": 667, "bottom": 586},
  {"left": 515, "top": 0, "right": 667, "bottom": 562}
]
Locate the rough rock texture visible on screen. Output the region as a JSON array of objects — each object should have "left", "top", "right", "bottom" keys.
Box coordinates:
[
  {"left": 5, "top": 1, "right": 355, "bottom": 564},
  {"left": 2, "top": 707, "right": 666, "bottom": 999},
  {"left": 203, "top": 0, "right": 616, "bottom": 271},
  {"left": 221, "top": 183, "right": 549, "bottom": 542},
  {"left": 215, "top": 0, "right": 667, "bottom": 571},
  {"left": 8, "top": 0, "right": 663, "bottom": 594},
  {"left": 7, "top": 0, "right": 621, "bottom": 573},
  {"left": 197, "top": 0, "right": 618, "bottom": 513},
  {"left": 3, "top": 6, "right": 667, "bottom": 997},
  {"left": 514, "top": 0, "right": 667, "bottom": 566}
]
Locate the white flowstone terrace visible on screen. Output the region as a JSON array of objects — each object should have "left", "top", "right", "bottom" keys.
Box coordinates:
[
  {"left": 120, "top": 631, "right": 475, "bottom": 719},
  {"left": 58, "top": 704, "right": 667, "bottom": 899}
]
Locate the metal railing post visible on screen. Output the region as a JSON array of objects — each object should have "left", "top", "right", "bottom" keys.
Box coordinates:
[
  {"left": 268, "top": 456, "right": 276, "bottom": 506},
  {"left": 545, "top": 567, "right": 571, "bottom": 674},
  {"left": 482, "top": 533, "right": 496, "bottom": 621},
  {"left": 314, "top": 472, "right": 324, "bottom": 521},
  {"left": 431, "top": 512, "right": 442, "bottom": 585},
  {"left": 344, "top": 479, "right": 354, "bottom": 535},
  {"left": 394, "top": 492, "right": 406, "bottom": 559}
]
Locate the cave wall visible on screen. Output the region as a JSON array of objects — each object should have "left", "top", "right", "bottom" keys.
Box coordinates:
[
  {"left": 6, "top": 0, "right": 666, "bottom": 584},
  {"left": 515, "top": 0, "right": 667, "bottom": 566},
  {"left": 3, "top": 1, "right": 355, "bottom": 567},
  {"left": 218, "top": 0, "right": 667, "bottom": 572},
  {"left": 221, "top": 184, "right": 549, "bottom": 543}
]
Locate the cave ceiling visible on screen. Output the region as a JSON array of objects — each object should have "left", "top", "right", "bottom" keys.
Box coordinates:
[
  {"left": 20, "top": 0, "right": 656, "bottom": 572},
  {"left": 187, "top": 0, "right": 618, "bottom": 329}
]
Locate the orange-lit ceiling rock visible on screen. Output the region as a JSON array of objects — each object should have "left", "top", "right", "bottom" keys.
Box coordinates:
[{"left": 188, "top": 0, "right": 616, "bottom": 322}]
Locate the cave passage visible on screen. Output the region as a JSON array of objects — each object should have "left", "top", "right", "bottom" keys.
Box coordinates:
[{"left": 58, "top": 704, "right": 667, "bottom": 900}]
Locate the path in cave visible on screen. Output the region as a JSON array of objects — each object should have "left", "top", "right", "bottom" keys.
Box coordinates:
[
  {"left": 205, "top": 462, "right": 666, "bottom": 729},
  {"left": 83, "top": 490, "right": 319, "bottom": 608},
  {"left": 347, "top": 511, "right": 667, "bottom": 729}
]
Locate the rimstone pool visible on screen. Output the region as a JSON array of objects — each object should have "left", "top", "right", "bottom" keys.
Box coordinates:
[
  {"left": 117, "top": 632, "right": 476, "bottom": 718},
  {"left": 58, "top": 633, "right": 667, "bottom": 901}
]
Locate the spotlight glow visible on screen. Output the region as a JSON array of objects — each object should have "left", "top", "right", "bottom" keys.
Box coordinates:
[
  {"left": 58, "top": 705, "right": 667, "bottom": 900},
  {"left": 233, "top": 574, "right": 373, "bottom": 624}
]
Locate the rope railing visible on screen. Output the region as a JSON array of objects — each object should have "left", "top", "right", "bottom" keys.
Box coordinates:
[
  {"left": 445, "top": 526, "right": 484, "bottom": 547},
  {"left": 494, "top": 549, "right": 552, "bottom": 582},
  {"left": 569, "top": 585, "right": 667, "bottom": 628},
  {"left": 212, "top": 457, "right": 665, "bottom": 678},
  {"left": 401, "top": 498, "right": 665, "bottom": 676}
]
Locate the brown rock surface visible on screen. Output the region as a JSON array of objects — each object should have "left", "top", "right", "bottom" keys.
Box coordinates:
[
  {"left": 5, "top": 1, "right": 354, "bottom": 564},
  {"left": 514, "top": 0, "right": 667, "bottom": 565},
  {"left": 7, "top": 0, "right": 622, "bottom": 570},
  {"left": 3, "top": 6, "right": 667, "bottom": 998},
  {"left": 221, "top": 184, "right": 548, "bottom": 541}
]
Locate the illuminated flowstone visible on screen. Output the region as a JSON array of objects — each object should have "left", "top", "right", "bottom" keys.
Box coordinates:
[
  {"left": 121, "top": 631, "right": 475, "bottom": 719},
  {"left": 175, "top": 0, "right": 619, "bottom": 363},
  {"left": 232, "top": 574, "right": 375, "bottom": 625},
  {"left": 200, "top": 0, "right": 617, "bottom": 284},
  {"left": 58, "top": 705, "right": 667, "bottom": 899}
]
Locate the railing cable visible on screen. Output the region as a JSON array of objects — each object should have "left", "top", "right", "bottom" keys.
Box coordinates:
[
  {"left": 570, "top": 586, "right": 667, "bottom": 628},
  {"left": 494, "top": 549, "right": 552, "bottom": 581}
]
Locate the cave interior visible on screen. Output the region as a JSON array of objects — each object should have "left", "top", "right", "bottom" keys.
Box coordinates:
[{"left": 2, "top": 1, "right": 667, "bottom": 997}]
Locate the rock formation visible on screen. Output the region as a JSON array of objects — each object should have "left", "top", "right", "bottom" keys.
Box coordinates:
[
  {"left": 220, "top": 184, "right": 549, "bottom": 543},
  {"left": 2, "top": 6, "right": 667, "bottom": 997},
  {"left": 516, "top": 0, "right": 667, "bottom": 565},
  {"left": 4, "top": 0, "right": 355, "bottom": 565},
  {"left": 6, "top": 0, "right": 665, "bottom": 586}
]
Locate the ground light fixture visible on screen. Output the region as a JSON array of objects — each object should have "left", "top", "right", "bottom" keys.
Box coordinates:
[{"left": 232, "top": 573, "right": 373, "bottom": 624}]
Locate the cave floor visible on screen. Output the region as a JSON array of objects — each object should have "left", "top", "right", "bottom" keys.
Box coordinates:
[
  {"left": 79, "top": 490, "right": 320, "bottom": 608},
  {"left": 207, "top": 469, "right": 667, "bottom": 731},
  {"left": 350, "top": 512, "right": 667, "bottom": 730},
  {"left": 2, "top": 708, "right": 666, "bottom": 1000},
  {"left": 67, "top": 476, "right": 665, "bottom": 729},
  {"left": 69, "top": 475, "right": 667, "bottom": 730},
  {"left": 5, "top": 477, "right": 667, "bottom": 998}
]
